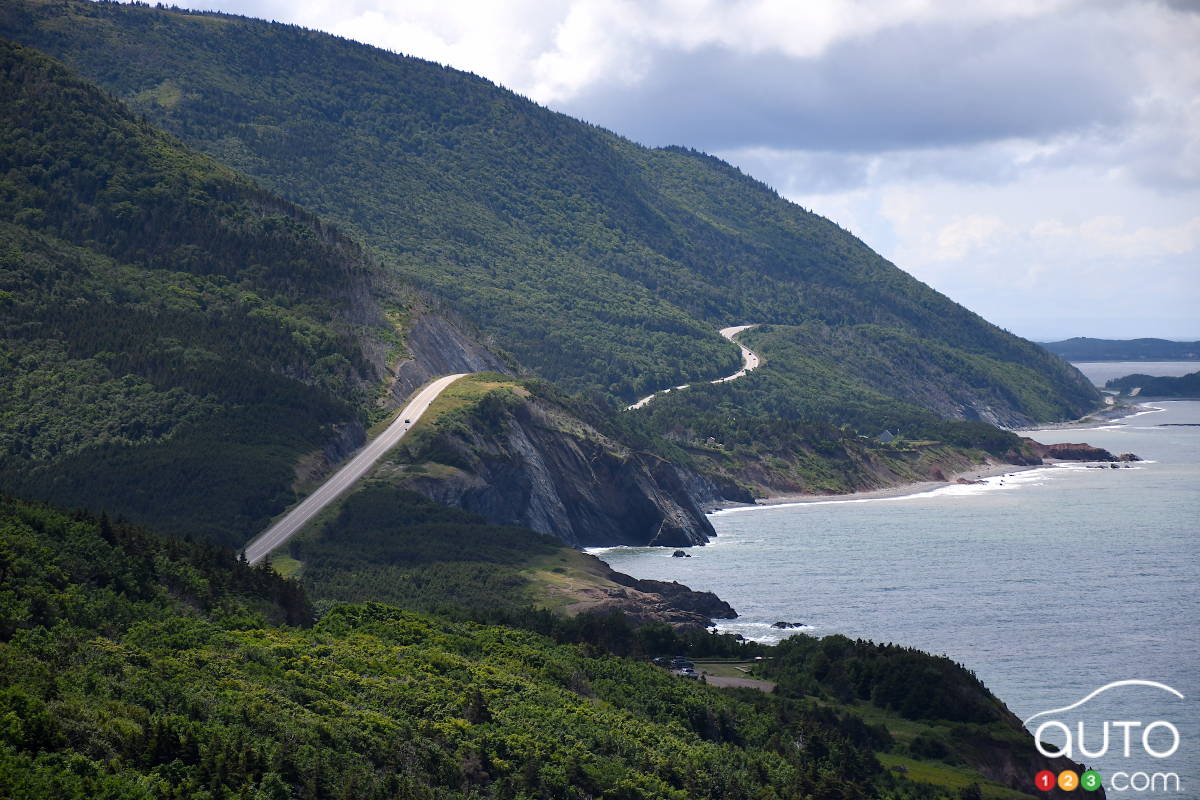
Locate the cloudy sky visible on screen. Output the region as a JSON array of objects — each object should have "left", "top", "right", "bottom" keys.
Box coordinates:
[{"left": 171, "top": 0, "right": 1197, "bottom": 340}]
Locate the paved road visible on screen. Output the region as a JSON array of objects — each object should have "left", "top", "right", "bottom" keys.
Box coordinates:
[
  {"left": 247, "top": 324, "right": 760, "bottom": 561},
  {"left": 243, "top": 373, "right": 468, "bottom": 565},
  {"left": 626, "top": 324, "right": 761, "bottom": 411}
]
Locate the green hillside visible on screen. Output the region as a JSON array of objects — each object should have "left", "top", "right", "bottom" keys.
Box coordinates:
[
  {"left": 0, "top": 0, "right": 1099, "bottom": 427},
  {"left": 0, "top": 38, "right": 737, "bottom": 559},
  {"left": 638, "top": 324, "right": 1045, "bottom": 467},
  {"left": 0, "top": 39, "right": 404, "bottom": 546},
  {"left": 0, "top": 495, "right": 1081, "bottom": 799},
  {"left": 0, "top": 12, "right": 1121, "bottom": 799}
]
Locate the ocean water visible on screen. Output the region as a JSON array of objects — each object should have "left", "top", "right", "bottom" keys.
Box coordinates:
[
  {"left": 1072, "top": 361, "right": 1199, "bottom": 386},
  {"left": 598, "top": 401, "right": 1199, "bottom": 792}
]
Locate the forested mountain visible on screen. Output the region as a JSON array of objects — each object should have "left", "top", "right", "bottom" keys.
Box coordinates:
[
  {"left": 1, "top": 39, "right": 734, "bottom": 557},
  {"left": 0, "top": 38, "right": 408, "bottom": 545},
  {"left": 0, "top": 0, "right": 1099, "bottom": 429},
  {"left": 0, "top": 18, "right": 1113, "bottom": 798},
  {"left": 1040, "top": 337, "right": 1200, "bottom": 361}
]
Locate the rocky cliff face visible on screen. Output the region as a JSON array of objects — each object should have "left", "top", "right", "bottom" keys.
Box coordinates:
[
  {"left": 392, "top": 311, "right": 511, "bottom": 399},
  {"left": 1010, "top": 438, "right": 1139, "bottom": 464},
  {"left": 381, "top": 390, "right": 718, "bottom": 548},
  {"left": 605, "top": 570, "right": 736, "bottom": 620},
  {"left": 542, "top": 552, "right": 738, "bottom": 630},
  {"left": 290, "top": 308, "right": 508, "bottom": 494}
]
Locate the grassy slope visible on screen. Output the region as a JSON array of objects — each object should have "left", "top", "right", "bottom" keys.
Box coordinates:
[
  {"left": 279, "top": 479, "right": 649, "bottom": 621},
  {"left": 0, "top": 39, "right": 418, "bottom": 546},
  {"left": 0, "top": 0, "right": 1099, "bottom": 428}
]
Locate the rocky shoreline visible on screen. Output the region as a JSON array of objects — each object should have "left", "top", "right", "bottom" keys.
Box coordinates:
[{"left": 575, "top": 399, "right": 1162, "bottom": 639}]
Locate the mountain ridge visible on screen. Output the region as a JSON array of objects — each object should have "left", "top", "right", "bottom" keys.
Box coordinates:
[
  {"left": 0, "top": 38, "right": 748, "bottom": 551},
  {"left": 0, "top": 0, "right": 1099, "bottom": 430},
  {"left": 0, "top": 22, "right": 1117, "bottom": 800}
]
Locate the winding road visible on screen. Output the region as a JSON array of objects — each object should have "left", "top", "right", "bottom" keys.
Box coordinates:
[
  {"left": 244, "top": 324, "right": 762, "bottom": 564},
  {"left": 243, "top": 373, "right": 467, "bottom": 565},
  {"left": 626, "top": 324, "right": 760, "bottom": 411}
]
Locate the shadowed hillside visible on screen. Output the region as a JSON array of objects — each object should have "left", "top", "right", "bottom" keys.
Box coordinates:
[{"left": 0, "top": 38, "right": 410, "bottom": 544}]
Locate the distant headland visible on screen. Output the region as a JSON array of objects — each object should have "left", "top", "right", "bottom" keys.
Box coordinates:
[{"left": 1039, "top": 337, "right": 1200, "bottom": 361}]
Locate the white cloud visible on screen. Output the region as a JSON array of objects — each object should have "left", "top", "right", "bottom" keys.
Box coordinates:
[
  {"left": 1031, "top": 216, "right": 1200, "bottom": 260},
  {"left": 933, "top": 216, "right": 1007, "bottom": 262},
  {"left": 777, "top": 166, "right": 1200, "bottom": 339}
]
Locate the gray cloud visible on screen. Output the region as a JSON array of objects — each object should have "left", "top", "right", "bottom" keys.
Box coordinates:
[
  {"left": 557, "top": 13, "right": 1136, "bottom": 154},
  {"left": 1160, "top": 0, "right": 1200, "bottom": 12}
]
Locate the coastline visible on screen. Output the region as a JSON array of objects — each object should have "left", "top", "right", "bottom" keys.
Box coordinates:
[
  {"left": 709, "top": 462, "right": 1040, "bottom": 514},
  {"left": 1012, "top": 400, "right": 1156, "bottom": 431},
  {"left": 708, "top": 401, "right": 1157, "bottom": 515}
]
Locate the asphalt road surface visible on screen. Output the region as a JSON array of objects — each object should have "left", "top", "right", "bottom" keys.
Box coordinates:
[
  {"left": 626, "top": 324, "right": 761, "bottom": 411},
  {"left": 243, "top": 373, "right": 468, "bottom": 565}
]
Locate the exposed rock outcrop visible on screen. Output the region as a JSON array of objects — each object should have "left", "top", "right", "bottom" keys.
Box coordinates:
[
  {"left": 1021, "top": 439, "right": 1123, "bottom": 462},
  {"left": 391, "top": 311, "right": 511, "bottom": 400},
  {"left": 672, "top": 466, "right": 756, "bottom": 509},
  {"left": 562, "top": 562, "right": 737, "bottom": 630},
  {"left": 605, "top": 572, "right": 736, "bottom": 619},
  {"left": 1006, "top": 438, "right": 1140, "bottom": 466},
  {"left": 386, "top": 389, "right": 718, "bottom": 548},
  {"left": 566, "top": 587, "right": 725, "bottom": 630}
]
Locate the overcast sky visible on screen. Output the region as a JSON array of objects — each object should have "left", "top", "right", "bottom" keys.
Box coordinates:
[{"left": 167, "top": 0, "right": 1197, "bottom": 340}]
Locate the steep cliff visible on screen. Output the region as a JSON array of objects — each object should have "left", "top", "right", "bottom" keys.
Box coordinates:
[
  {"left": 375, "top": 375, "right": 718, "bottom": 547},
  {"left": 283, "top": 483, "right": 737, "bottom": 629},
  {"left": 390, "top": 309, "right": 512, "bottom": 401}
]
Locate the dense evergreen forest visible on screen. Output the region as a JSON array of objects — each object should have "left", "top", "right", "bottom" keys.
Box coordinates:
[
  {"left": 291, "top": 483, "right": 564, "bottom": 614},
  {"left": 0, "top": 0, "right": 1112, "bottom": 548},
  {"left": 0, "top": 0, "right": 1098, "bottom": 429},
  {"left": 0, "top": 39, "right": 403, "bottom": 545},
  {"left": 0, "top": 496, "right": 1086, "bottom": 799}
]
